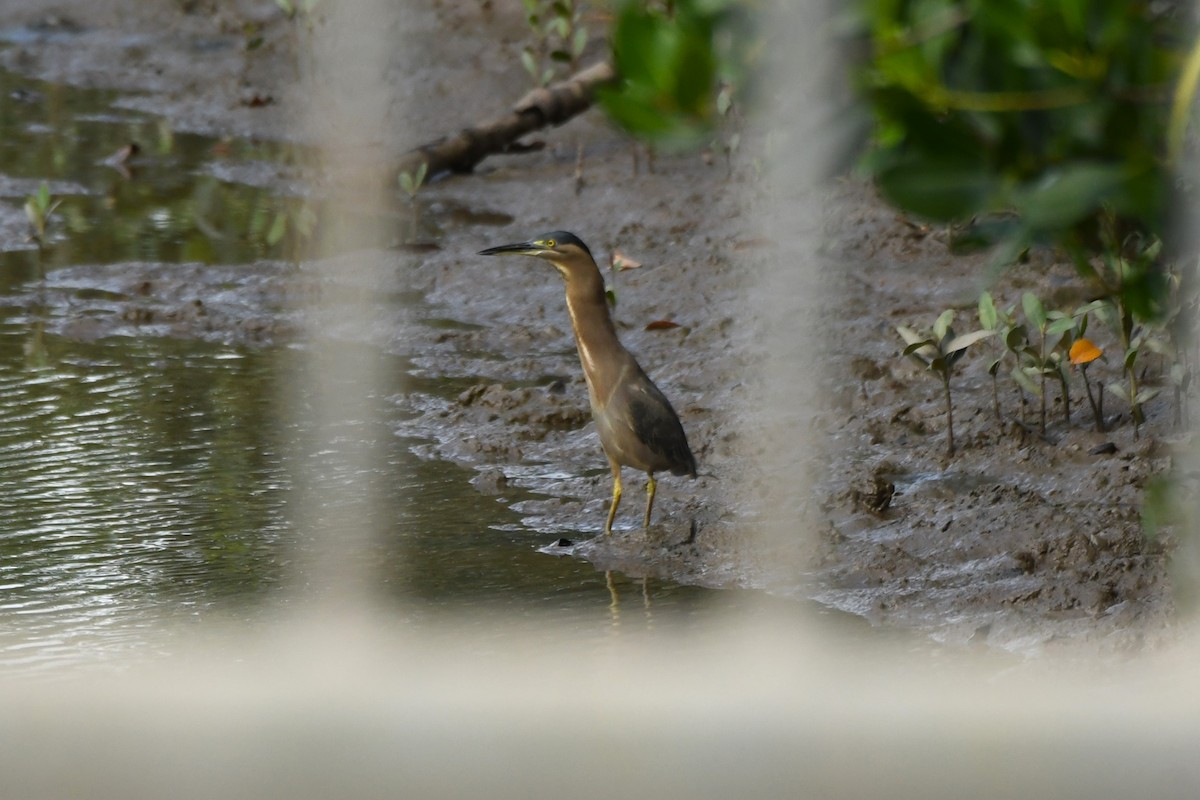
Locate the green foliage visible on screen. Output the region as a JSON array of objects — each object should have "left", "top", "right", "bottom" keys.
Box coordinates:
[
  {"left": 598, "top": 0, "right": 757, "bottom": 148},
  {"left": 898, "top": 309, "right": 993, "bottom": 455},
  {"left": 977, "top": 291, "right": 1019, "bottom": 421},
  {"left": 859, "top": 0, "right": 1189, "bottom": 312},
  {"left": 276, "top": 0, "right": 321, "bottom": 18},
  {"left": 24, "top": 181, "right": 62, "bottom": 244},
  {"left": 521, "top": 0, "right": 589, "bottom": 86},
  {"left": 265, "top": 201, "right": 318, "bottom": 264},
  {"left": 398, "top": 161, "right": 428, "bottom": 200},
  {"left": 902, "top": 281, "right": 1192, "bottom": 447}
]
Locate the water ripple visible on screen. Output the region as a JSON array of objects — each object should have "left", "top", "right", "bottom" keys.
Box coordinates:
[{"left": 0, "top": 328, "right": 288, "bottom": 671}]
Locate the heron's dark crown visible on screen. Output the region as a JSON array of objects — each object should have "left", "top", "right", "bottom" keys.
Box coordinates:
[{"left": 535, "top": 231, "right": 592, "bottom": 260}]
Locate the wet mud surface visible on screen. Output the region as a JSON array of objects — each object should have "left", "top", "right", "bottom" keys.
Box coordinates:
[{"left": 0, "top": 0, "right": 1178, "bottom": 653}]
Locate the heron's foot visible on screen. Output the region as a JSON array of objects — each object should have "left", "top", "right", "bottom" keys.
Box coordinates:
[
  {"left": 642, "top": 474, "right": 657, "bottom": 528},
  {"left": 605, "top": 472, "right": 623, "bottom": 535}
]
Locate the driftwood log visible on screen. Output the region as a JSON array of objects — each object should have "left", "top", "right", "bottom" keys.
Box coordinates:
[{"left": 392, "top": 61, "right": 617, "bottom": 180}]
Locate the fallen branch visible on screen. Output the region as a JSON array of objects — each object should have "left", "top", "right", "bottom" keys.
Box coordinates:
[{"left": 392, "top": 61, "right": 617, "bottom": 181}]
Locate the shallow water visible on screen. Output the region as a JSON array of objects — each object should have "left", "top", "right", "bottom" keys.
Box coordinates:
[
  {"left": 0, "top": 65, "right": 760, "bottom": 672},
  {"left": 0, "top": 320, "right": 756, "bottom": 671}
]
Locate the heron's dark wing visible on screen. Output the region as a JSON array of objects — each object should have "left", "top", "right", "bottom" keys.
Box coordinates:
[{"left": 625, "top": 377, "right": 697, "bottom": 477}]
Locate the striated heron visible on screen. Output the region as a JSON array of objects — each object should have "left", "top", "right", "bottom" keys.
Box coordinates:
[{"left": 478, "top": 231, "right": 696, "bottom": 534}]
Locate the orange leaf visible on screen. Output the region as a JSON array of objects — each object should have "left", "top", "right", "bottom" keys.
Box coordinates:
[
  {"left": 1069, "top": 337, "right": 1102, "bottom": 365},
  {"left": 645, "top": 319, "right": 681, "bottom": 331}
]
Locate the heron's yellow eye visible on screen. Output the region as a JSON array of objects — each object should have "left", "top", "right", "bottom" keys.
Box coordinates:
[{"left": 545, "top": 239, "right": 556, "bottom": 248}]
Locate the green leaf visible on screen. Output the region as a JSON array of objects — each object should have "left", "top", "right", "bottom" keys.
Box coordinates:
[
  {"left": 1046, "top": 317, "right": 1076, "bottom": 337},
  {"left": 902, "top": 341, "right": 934, "bottom": 359},
  {"left": 521, "top": 49, "right": 538, "bottom": 79},
  {"left": 1011, "top": 366, "right": 1040, "bottom": 395},
  {"left": 1011, "top": 163, "right": 1128, "bottom": 233},
  {"left": 933, "top": 309, "right": 955, "bottom": 340},
  {"left": 266, "top": 211, "right": 288, "bottom": 246},
  {"left": 978, "top": 291, "right": 997, "bottom": 331},
  {"left": 1124, "top": 347, "right": 1139, "bottom": 371},
  {"left": 1106, "top": 382, "right": 1129, "bottom": 402},
  {"left": 1005, "top": 325, "right": 1028, "bottom": 350},
  {"left": 898, "top": 326, "right": 937, "bottom": 364},
  {"left": 1135, "top": 387, "right": 1161, "bottom": 405},
  {"left": 1022, "top": 292, "right": 1047, "bottom": 330},
  {"left": 944, "top": 328, "right": 995, "bottom": 354},
  {"left": 1143, "top": 337, "right": 1171, "bottom": 356},
  {"left": 896, "top": 325, "right": 926, "bottom": 346},
  {"left": 876, "top": 157, "right": 997, "bottom": 222}
]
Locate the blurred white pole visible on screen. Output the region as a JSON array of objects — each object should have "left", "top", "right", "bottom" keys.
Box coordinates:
[
  {"left": 285, "top": 0, "right": 400, "bottom": 613},
  {"left": 742, "top": 2, "right": 844, "bottom": 586}
]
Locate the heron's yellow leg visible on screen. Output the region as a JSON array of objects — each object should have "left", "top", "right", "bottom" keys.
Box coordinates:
[
  {"left": 605, "top": 460, "right": 623, "bottom": 535},
  {"left": 643, "top": 473, "right": 657, "bottom": 528}
]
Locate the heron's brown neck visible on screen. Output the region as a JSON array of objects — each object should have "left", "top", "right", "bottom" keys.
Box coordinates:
[{"left": 562, "top": 267, "right": 634, "bottom": 400}]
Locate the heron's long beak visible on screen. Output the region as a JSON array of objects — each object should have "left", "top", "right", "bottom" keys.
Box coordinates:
[{"left": 477, "top": 241, "right": 543, "bottom": 257}]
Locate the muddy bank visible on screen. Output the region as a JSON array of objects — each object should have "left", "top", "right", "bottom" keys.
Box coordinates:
[{"left": 0, "top": 0, "right": 1179, "bottom": 653}]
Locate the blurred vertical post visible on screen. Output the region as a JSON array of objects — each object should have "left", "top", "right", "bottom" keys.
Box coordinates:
[
  {"left": 284, "top": 0, "right": 399, "bottom": 613},
  {"left": 745, "top": 2, "right": 844, "bottom": 570},
  {"left": 1172, "top": 0, "right": 1200, "bottom": 619}
]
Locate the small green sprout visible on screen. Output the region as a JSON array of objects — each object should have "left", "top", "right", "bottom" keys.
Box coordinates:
[
  {"left": 1020, "top": 292, "right": 1054, "bottom": 435},
  {"left": 24, "top": 182, "right": 62, "bottom": 244},
  {"left": 898, "top": 310, "right": 994, "bottom": 457},
  {"left": 266, "top": 202, "right": 318, "bottom": 265},
  {"left": 976, "top": 292, "right": 1017, "bottom": 422},
  {"left": 398, "top": 161, "right": 428, "bottom": 200}
]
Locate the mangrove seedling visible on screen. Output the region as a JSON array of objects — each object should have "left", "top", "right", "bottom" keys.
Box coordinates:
[
  {"left": 897, "top": 310, "right": 993, "bottom": 457},
  {"left": 1045, "top": 309, "right": 1080, "bottom": 425},
  {"left": 1086, "top": 232, "right": 1165, "bottom": 438},
  {"left": 1068, "top": 300, "right": 1109, "bottom": 431},
  {"left": 1106, "top": 330, "right": 1160, "bottom": 440},
  {"left": 266, "top": 201, "right": 318, "bottom": 266},
  {"left": 999, "top": 318, "right": 1032, "bottom": 425},
  {"left": 976, "top": 292, "right": 1019, "bottom": 423},
  {"left": 398, "top": 160, "right": 427, "bottom": 200},
  {"left": 1019, "top": 292, "right": 1052, "bottom": 433},
  {"left": 24, "top": 182, "right": 61, "bottom": 244},
  {"left": 1020, "top": 292, "right": 1076, "bottom": 433}
]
